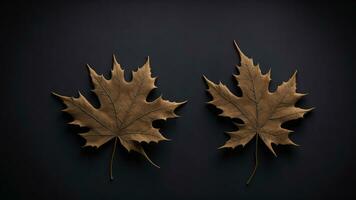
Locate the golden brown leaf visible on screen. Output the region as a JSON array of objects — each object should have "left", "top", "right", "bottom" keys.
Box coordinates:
[
  {"left": 204, "top": 41, "right": 313, "bottom": 184},
  {"left": 53, "top": 55, "right": 185, "bottom": 179}
]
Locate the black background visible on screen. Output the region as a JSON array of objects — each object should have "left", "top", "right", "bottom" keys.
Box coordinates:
[{"left": 1, "top": 1, "right": 355, "bottom": 199}]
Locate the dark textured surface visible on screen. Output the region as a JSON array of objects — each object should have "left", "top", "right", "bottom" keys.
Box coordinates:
[{"left": 1, "top": 1, "right": 355, "bottom": 199}]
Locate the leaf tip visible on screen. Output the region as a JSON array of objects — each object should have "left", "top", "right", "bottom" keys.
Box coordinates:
[
  {"left": 112, "top": 54, "right": 118, "bottom": 63},
  {"left": 145, "top": 56, "right": 150, "bottom": 65},
  {"left": 178, "top": 100, "right": 188, "bottom": 106},
  {"left": 308, "top": 107, "right": 316, "bottom": 111},
  {"left": 292, "top": 70, "right": 298, "bottom": 78},
  {"left": 233, "top": 40, "right": 249, "bottom": 62},
  {"left": 77, "top": 90, "right": 83, "bottom": 97},
  {"left": 86, "top": 63, "right": 93, "bottom": 70},
  {"left": 51, "top": 91, "right": 60, "bottom": 97},
  {"left": 293, "top": 142, "right": 300, "bottom": 147},
  {"left": 51, "top": 92, "right": 69, "bottom": 101},
  {"left": 202, "top": 75, "right": 214, "bottom": 87},
  {"left": 218, "top": 145, "right": 227, "bottom": 150}
]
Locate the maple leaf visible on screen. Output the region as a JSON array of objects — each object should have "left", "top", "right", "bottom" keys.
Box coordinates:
[
  {"left": 53, "top": 55, "right": 185, "bottom": 180},
  {"left": 203, "top": 41, "right": 313, "bottom": 184}
]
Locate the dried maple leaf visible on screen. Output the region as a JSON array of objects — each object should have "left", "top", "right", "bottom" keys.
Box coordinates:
[
  {"left": 53, "top": 55, "right": 185, "bottom": 180},
  {"left": 204, "top": 41, "right": 313, "bottom": 184}
]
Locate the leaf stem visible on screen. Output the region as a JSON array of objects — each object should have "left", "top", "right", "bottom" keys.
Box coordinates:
[
  {"left": 110, "top": 137, "right": 118, "bottom": 181},
  {"left": 246, "top": 135, "right": 258, "bottom": 185}
]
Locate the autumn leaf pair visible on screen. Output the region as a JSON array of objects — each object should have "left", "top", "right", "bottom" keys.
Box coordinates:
[{"left": 53, "top": 41, "right": 312, "bottom": 184}]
